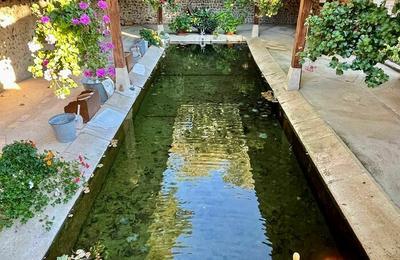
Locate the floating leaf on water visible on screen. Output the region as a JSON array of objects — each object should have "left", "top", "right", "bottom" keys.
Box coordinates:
[
  {"left": 243, "top": 114, "right": 250, "bottom": 118},
  {"left": 259, "top": 133, "right": 268, "bottom": 139},
  {"left": 97, "top": 163, "right": 104, "bottom": 168},
  {"left": 251, "top": 108, "right": 259, "bottom": 113}
]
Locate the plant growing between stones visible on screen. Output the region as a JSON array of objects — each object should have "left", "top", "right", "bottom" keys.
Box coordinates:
[
  {"left": 300, "top": 0, "right": 400, "bottom": 87},
  {"left": 28, "top": 0, "right": 114, "bottom": 98},
  {"left": 0, "top": 141, "right": 86, "bottom": 230}
]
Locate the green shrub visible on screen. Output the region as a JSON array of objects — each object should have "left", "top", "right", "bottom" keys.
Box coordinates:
[
  {"left": 191, "top": 8, "right": 219, "bottom": 34},
  {"left": 0, "top": 141, "right": 82, "bottom": 230},
  {"left": 169, "top": 12, "right": 193, "bottom": 33},
  {"left": 301, "top": 0, "right": 400, "bottom": 87},
  {"left": 216, "top": 10, "right": 243, "bottom": 34}
]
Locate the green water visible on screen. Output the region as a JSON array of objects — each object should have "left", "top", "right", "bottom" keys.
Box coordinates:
[{"left": 75, "top": 44, "right": 340, "bottom": 259}]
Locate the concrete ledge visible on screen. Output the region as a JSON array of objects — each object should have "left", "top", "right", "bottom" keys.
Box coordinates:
[
  {"left": 0, "top": 46, "right": 165, "bottom": 260},
  {"left": 247, "top": 37, "right": 400, "bottom": 259}
]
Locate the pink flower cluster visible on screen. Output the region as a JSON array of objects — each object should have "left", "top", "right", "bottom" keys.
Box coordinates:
[
  {"left": 99, "top": 41, "right": 114, "bottom": 52},
  {"left": 83, "top": 66, "right": 115, "bottom": 79}
]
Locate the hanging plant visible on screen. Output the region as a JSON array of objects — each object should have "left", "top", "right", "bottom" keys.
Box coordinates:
[
  {"left": 28, "top": 0, "right": 114, "bottom": 98},
  {"left": 300, "top": 0, "right": 400, "bottom": 87},
  {"left": 143, "top": 0, "right": 176, "bottom": 11},
  {"left": 257, "top": 0, "right": 283, "bottom": 17}
]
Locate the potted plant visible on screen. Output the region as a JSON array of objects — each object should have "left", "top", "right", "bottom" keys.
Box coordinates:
[
  {"left": 191, "top": 8, "right": 219, "bottom": 34},
  {"left": 29, "top": 0, "right": 114, "bottom": 99},
  {"left": 140, "top": 28, "right": 162, "bottom": 47},
  {"left": 216, "top": 9, "right": 243, "bottom": 35},
  {"left": 169, "top": 12, "right": 192, "bottom": 34}
]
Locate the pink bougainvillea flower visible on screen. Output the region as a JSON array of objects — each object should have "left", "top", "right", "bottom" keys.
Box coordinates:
[
  {"left": 78, "top": 2, "right": 89, "bottom": 10},
  {"left": 73, "top": 177, "right": 81, "bottom": 183},
  {"left": 79, "top": 14, "right": 91, "bottom": 25},
  {"left": 71, "top": 18, "right": 80, "bottom": 25},
  {"left": 160, "top": 0, "right": 166, "bottom": 4},
  {"left": 103, "top": 15, "right": 110, "bottom": 24},
  {"left": 96, "top": 68, "right": 106, "bottom": 78},
  {"left": 83, "top": 69, "right": 93, "bottom": 77},
  {"left": 99, "top": 41, "right": 114, "bottom": 52},
  {"left": 40, "top": 16, "right": 50, "bottom": 23},
  {"left": 107, "top": 66, "right": 116, "bottom": 77},
  {"left": 97, "top": 0, "right": 108, "bottom": 10},
  {"left": 84, "top": 162, "right": 90, "bottom": 169},
  {"left": 42, "top": 59, "right": 49, "bottom": 67}
]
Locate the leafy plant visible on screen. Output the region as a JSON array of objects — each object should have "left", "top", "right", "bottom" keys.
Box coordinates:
[
  {"left": 191, "top": 8, "right": 219, "bottom": 34},
  {"left": 216, "top": 9, "right": 243, "bottom": 34},
  {"left": 300, "top": 0, "right": 400, "bottom": 87},
  {"left": 28, "top": 0, "right": 114, "bottom": 98},
  {"left": 139, "top": 28, "right": 162, "bottom": 46},
  {"left": 169, "top": 12, "right": 192, "bottom": 33},
  {"left": 257, "top": 0, "right": 283, "bottom": 17},
  {"left": 0, "top": 140, "right": 84, "bottom": 230},
  {"left": 143, "top": 0, "right": 176, "bottom": 11}
]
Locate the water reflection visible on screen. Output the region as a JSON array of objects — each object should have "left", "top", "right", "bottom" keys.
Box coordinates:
[
  {"left": 74, "top": 44, "right": 339, "bottom": 259},
  {"left": 170, "top": 103, "right": 253, "bottom": 189}
]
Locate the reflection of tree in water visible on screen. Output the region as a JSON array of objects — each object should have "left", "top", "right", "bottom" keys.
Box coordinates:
[
  {"left": 169, "top": 103, "right": 254, "bottom": 189},
  {"left": 145, "top": 186, "right": 192, "bottom": 259}
]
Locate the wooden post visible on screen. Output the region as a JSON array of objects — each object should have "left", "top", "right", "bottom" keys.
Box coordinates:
[
  {"left": 157, "top": 6, "right": 164, "bottom": 32},
  {"left": 252, "top": 3, "right": 260, "bottom": 37},
  {"left": 253, "top": 5, "right": 260, "bottom": 24},
  {"left": 108, "top": 0, "right": 130, "bottom": 91},
  {"left": 287, "top": 0, "right": 312, "bottom": 90},
  {"left": 291, "top": 0, "right": 312, "bottom": 68},
  {"left": 157, "top": 6, "right": 163, "bottom": 24}
]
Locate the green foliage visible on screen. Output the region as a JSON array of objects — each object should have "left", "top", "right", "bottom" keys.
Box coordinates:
[
  {"left": 143, "top": 0, "right": 176, "bottom": 11},
  {"left": 191, "top": 8, "right": 219, "bottom": 34},
  {"left": 28, "top": 0, "right": 112, "bottom": 98},
  {"left": 139, "top": 28, "right": 162, "bottom": 46},
  {"left": 0, "top": 141, "right": 82, "bottom": 230},
  {"left": 169, "top": 12, "right": 193, "bottom": 33},
  {"left": 257, "top": 0, "right": 283, "bottom": 17},
  {"left": 301, "top": 0, "right": 400, "bottom": 87},
  {"left": 216, "top": 9, "right": 243, "bottom": 33}
]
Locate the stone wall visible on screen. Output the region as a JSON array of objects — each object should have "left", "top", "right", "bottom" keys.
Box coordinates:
[
  {"left": 0, "top": 0, "right": 35, "bottom": 85},
  {"left": 120, "top": 0, "right": 300, "bottom": 25}
]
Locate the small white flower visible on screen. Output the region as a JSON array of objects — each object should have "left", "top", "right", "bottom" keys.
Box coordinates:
[
  {"left": 58, "top": 69, "right": 71, "bottom": 79},
  {"left": 83, "top": 186, "right": 90, "bottom": 194},
  {"left": 28, "top": 41, "right": 41, "bottom": 52},
  {"left": 45, "top": 34, "right": 56, "bottom": 44},
  {"left": 44, "top": 69, "right": 53, "bottom": 81},
  {"left": 28, "top": 181, "right": 34, "bottom": 189}
]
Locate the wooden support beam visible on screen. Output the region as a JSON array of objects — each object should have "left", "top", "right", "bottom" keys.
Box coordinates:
[
  {"left": 109, "top": 0, "right": 124, "bottom": 68},
  {"left": 157, "top": 6, "right": 163, "bottom": 25},
  {"left": 291, "top": 0, "right": 312, "bottom": 68},
  {"left": 108, "top": 0, "right": 129, "bottom": 91},
  {"left": 253, "top": 4, "right": 260, "bottom": 24}
]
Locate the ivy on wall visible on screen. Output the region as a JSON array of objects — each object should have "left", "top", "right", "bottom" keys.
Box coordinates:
[{"left": 301, "top": 0, "right": 400, "bottom": 87}]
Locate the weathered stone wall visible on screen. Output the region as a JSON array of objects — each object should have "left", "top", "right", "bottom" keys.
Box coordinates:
[
  {"left": 120, "top": 0, "right": 300, "bottom": 25},
  {"left": 0, "top": 0, "right": 35, "bottom": 85}
]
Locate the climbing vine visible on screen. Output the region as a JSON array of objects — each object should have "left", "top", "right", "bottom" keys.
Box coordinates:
[{"left": 300, "top": 0, "right": 400, "bottom": 87}]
